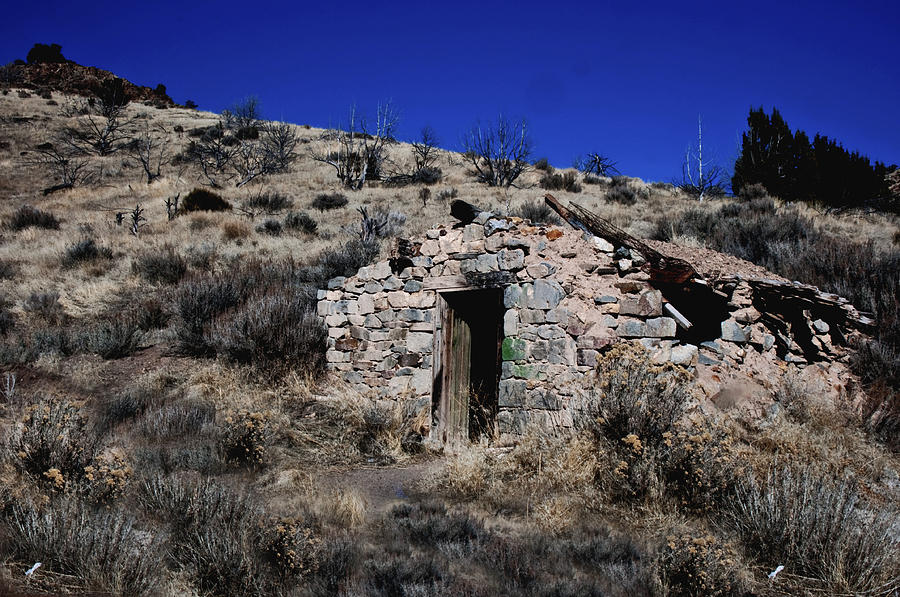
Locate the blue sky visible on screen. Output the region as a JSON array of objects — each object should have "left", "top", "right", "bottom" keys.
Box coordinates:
[{"left": 3, "top": 0, "right": 897, "bottom": 183}]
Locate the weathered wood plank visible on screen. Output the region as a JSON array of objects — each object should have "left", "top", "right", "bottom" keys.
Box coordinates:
[
  {"left": 424, "top": 275, "right": 471, "bottom": 291},
  {"left": 664, "top": 302, "right": 693, "bottom": 330}
]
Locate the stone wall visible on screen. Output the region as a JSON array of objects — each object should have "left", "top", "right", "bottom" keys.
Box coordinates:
[{"left": 317, "top": 212, "right": 857, "bottom": 437}]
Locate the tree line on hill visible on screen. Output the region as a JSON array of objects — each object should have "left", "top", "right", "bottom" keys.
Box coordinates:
[{"left": 732, "top": 107, "right": 895, "bottom": 211}]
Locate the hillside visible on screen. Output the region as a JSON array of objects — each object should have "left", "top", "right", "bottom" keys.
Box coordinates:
[
  {"left": 0, "top": 73, "right": 898, "bottom": 597},
  {"left": 1, "top": 59, "right": 175, "bottom": 107}
]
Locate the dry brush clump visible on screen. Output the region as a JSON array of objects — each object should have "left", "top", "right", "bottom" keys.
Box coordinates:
[
  {"left": 723, "top": 463, "right": 900, "bottom": 593},
  {"left": 136, "top": 473, "right": 349, "bottom": 595},
  {"left": 513, "top": 199, "right": 562, "bottom": 225},
  {"left": 7, "top": 396, "right": 99, "bottom": 489},
  {"left": 131, "top": 245, "right": 187, "bottom": 284},
  {"left": 181, "top": 187, "right": 232, "bottom": 212},
  {"left": 60, "top": 237, "right": 113, "bottom": 268},
  {"left": 8, "top": 204, "right": 60, "bottom": 230},
  {"left": 659, "top": 531, "right": 747, "bottom": 596},
  {"left": 350, "top": 501, "right": 657, "bottom": 596},
  {"left": 22, "top": 291, "right": 67, "bottom": 325},
  {"left": 311, "top": 192, "right": 348, "bottom": 211},
  {"left": 172, "top": 240, "right": 377, "bottom": 371},
  {"left": 284, "top": 210, "right": 318, "bottom": 234},
  {"left": 2, "top": 497, "right": 164, "bottom": 595}
]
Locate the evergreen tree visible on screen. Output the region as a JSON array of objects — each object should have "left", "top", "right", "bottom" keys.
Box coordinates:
[
  {"left": 733, "top": 107, "right": 891, "bottom": 209},
  {"left": 26, "top": 43, "right": 66, "bottom": 64}
]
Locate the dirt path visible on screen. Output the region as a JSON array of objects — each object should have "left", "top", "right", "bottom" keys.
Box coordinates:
[{"left": 318, "top": 456, "right": 446, "bottom": 513}]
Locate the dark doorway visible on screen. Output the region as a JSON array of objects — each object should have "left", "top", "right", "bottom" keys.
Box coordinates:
[
  {"left": 432, "top": 288, "right": 502, "bottom": 443},
  {"left": 655, "top": 282, "right": 731, "bottom": 344}
]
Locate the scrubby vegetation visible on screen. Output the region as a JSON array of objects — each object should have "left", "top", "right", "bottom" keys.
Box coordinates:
[
  {"left": 182, "top": 187, "right": 232, "bottom": 212},
  {"left": 654, "top": 195, "right": 900, "bottom": 448},
  {"left": 132, "top": 246, "right": 187, "bottom": 284},
  {"left": 539, "top": 169, "right": 582, "bottom": 193},
  {"left": 61, "top": 237, "right": 113, "bottom": 267},
  {"left": 514, "top": 200, "right": 561, "bottom": 225},
  {"left": 8, "top": 205, "right": 60, "bottom": 230},
  {"left": 311, "top": 192, "right": 348, "bottom": 211},
  {"left": 0, "top": 74, "right": 897, "bottom": 597}
]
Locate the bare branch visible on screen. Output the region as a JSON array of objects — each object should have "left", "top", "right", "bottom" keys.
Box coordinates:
[{"left": 461, "top": 115, "right": 532, "bottom": 188}]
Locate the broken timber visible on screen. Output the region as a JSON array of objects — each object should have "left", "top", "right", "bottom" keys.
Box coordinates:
[
  {"left": 743, "top": 277, "right": 875, "bottom": 332},
  {"left": 544, "top": 194, "right": 700, "bottom": 284}
]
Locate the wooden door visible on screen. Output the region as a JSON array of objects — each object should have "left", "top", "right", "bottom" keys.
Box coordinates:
[{"left": 440, "top": 298, "right": 472, "bottom": 443}]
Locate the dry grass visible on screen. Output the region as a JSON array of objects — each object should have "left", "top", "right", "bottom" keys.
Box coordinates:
[{"left": 1, "top": 88, "right": 899, "bottom": 596}]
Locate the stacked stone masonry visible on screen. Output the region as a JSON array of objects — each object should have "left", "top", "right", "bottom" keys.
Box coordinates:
[{"left": 318, "top": 212, "right": 857, "bottom": 436}]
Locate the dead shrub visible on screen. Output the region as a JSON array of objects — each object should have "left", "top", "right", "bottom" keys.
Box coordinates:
[
  {"left": 0, "top": 296, "right": 14, "bottom": 336},
  {"left": 139, "top": 400, "right": 217, "bottom": 439},
  {"left": 23, "top": 291, "right": 67, "bottom": 325},
  {"left": 389, "top": 501, "right": 482, "bottom": 547},
  {"left": 575, "top": 344, "right": 696, "bottom": 503},
  {"left": 134, "top": 443, "right": 224, "bottom": 475},
  {"left": 255, "top": 218, "right": 283, "bottom": 236},
  {"left": 210, "top": 290, "right": 326, "bottom": 375},
  {"left": 80, "top": 453, "right": 132, "bottom": 504},
  {"left": 182, "top": 187, "right": 232, "bottom": 212},
  {"left": 132, "top": 246, "right": 187, "bottom": 284},
  {"left": 582, "top": 343, "right": 692, "bottom": 447},
  {"left": 243, "top": 191, "right": 293, "bottom": 213},
  {"left": 659, "top": 531, "right": 746, "bottom": 596},
  {"left": 61, "top": 237, "right": 113, "bottom": 268},
  {"left": 441, "top": 449, "right": 490, "bottom": 499},
  {"left": 0, "top": 259, "right": 17, "bottom": 280},
  {"left": 8, "top": 397, "right": 98, "bottom": 488},
  {"left": 311, "top": 192, "right": 348, "bottom": 211},
  {"left": 9, "top": 205, "right": 59, "bottom": 230},
  {"left": 75, "top": 315, "right": 143, "bottom": 359},
  {"left": 96, "top": 386, "right": 157, "bottom": 432},
  {"left": 222, "top": 220, "right": 251, "bottom": 241},
  {"left": 284, "top": 210, "right": 318, "bottom": 234},
  {"left": 540, "top": 170, "right": 582, "bottom": 193},
  {"left": 259, "top": 516, "right": 321, "bottom": 579},
  {"left": 138, "top": 474, "right": 272, "bottom": 595},
  {"left": 737, "top": 182, "right": 768, "bottom": 201},
  {"left": 724, "top": 463, "right": 900, "bottom": 593},
  {"left": 661, "top": 419, "right": 741, "bottom": 513},
  {"left": 3, "top": 497, "right": 164, "bottom": 595},
  {"left": 221, "top": 409, "right": 272, "bottom": 467},
  {"left": 349, "top": 400, "right": 429, "bottom": 464},
  {"left": 172, "top": 275, "right": 241, "bottom": 356},
  {"left": 514, "top": 200, "right": 562, "bottom": 225},
  {"left": 605, "top": 177, "right": 638, "bottom": 205}
]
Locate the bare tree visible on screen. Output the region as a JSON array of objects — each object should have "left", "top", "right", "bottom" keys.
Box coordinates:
[
  {"left": 677, "top": 114, "right": 726, "bottom": 201},
  {"left": 233, "top": 141, "right": 270, "bottom": 188},
  {"left": 574, "top": 152, "right": 619, "bottom": 178},
  {"left": 383, "top": 125, "right": 443, "bottom": 185},
  {"left": 461, "top": 114, "right": 532, "bottom": 188},
  {"left": 184, "top": 124, "right": 237, "bottom": 187},
  {"left": 224, "top": 95, "right": 262, "bottom": 131},
  {"left": 32, "top": 142, "right": 92, "bottom": 194},
  {"left": 412, "top": 126, "right": 440, "bottom": 173},
  {"left": 260, "top": 121, "right": 300, "bottom": 173},
  {"left": 127, "top": 122, "right": 170, "bottom": 184},
  {"left": 312, "top": 102, "right": 400, "bottom": 190},
  {"left": 129, "top": 204, "right": 146, "bottom": 236},
  {"left": 63, "top": 78, "right": 134, "bottom": 156},
  {"left": 165, "top": 194, "right": 180, "bottom": 220}
]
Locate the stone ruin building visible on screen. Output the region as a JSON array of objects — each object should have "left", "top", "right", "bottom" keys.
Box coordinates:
[{"left": 316, "top": 197, "right": 873, "bottom": 444}]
